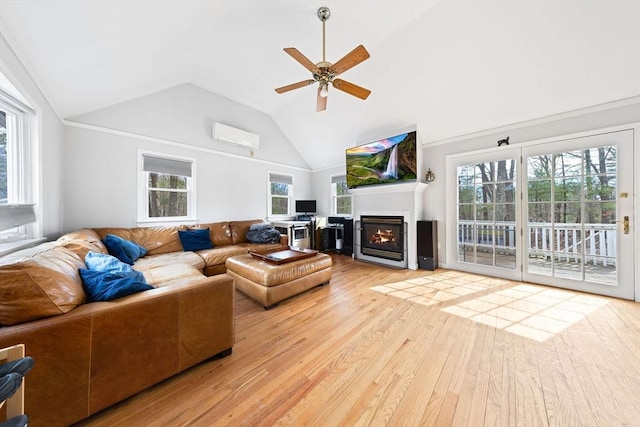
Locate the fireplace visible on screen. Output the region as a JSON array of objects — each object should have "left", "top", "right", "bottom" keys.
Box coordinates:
[{"left": 360, "top": 216, "right": 404, "bottom": 261}]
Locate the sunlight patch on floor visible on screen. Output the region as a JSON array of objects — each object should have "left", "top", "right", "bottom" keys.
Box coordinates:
[
  {"left": 372, "top": 272, "right": 609, "bottom": 342},
  {"left": 371, "top": 271, "right": 508, "bottom": 307}
]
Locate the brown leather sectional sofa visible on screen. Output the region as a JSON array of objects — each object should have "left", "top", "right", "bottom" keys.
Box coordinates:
[{"left": 0, "top": 219, "right": 285, "bottom": 426}]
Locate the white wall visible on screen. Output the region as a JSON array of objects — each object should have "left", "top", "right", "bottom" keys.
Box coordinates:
[
  {"left": 62, "top": 84, "right": 312, "bottom": 231},
  {"left": 311, "top": 165, "right": 344, "bottom": 217},
  {"left": 0, "top": 32, "right": 64, "bottom": 238},
  {"left": 68, "top": 83, "right": 309, "bottom": 169}
]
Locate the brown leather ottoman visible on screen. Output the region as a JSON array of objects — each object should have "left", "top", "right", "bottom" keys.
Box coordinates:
[{"left": 225, "top": 253, "right": 332, "bottom": 308}]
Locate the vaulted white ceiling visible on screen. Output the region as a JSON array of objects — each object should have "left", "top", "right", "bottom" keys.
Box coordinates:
[{"left": 1, "top": 0, "right": 638, "bottom": 170}]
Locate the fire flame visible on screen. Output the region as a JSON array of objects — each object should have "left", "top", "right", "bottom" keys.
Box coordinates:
[{"left": 370, "top": 228, "right": 397, "bottom": 245}]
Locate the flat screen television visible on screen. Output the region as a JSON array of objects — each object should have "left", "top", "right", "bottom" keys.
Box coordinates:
[
  {"left": 295, "top": 200, "right": 317, "bottom": 213},
  {"left": 346, "top": 130, "right": 417, "bottom": 189}
]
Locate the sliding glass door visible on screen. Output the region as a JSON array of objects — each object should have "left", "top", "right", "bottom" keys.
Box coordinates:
[
  {"left": 447, "top": 129, "right": 635, "bottom": 299},
  {"left": 522, "top": 130, "right": 634, "bottom": 299},
  {"left": 448, "top": 147, "right": 522, "bottom": 281}
]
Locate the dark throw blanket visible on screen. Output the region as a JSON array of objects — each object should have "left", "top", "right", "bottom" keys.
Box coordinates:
[{"left": 246, "top": 223, "right": 282, "bottom": 244}]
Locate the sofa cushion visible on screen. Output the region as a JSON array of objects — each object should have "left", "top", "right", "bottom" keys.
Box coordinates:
[
  {"left": 57, "top": 229, "right": 108, "bottom": 259},
  {"left": 94, "top": 226, "right": 187, "bottom": 256},
  {"left": 0, "top": 242, "right": 60, "bottom": 264},
  {"left": 141, "top": 263, "right": 204, "bottom": 287},
  {"left": 196, "top": 245, "right": 248, "bottom": 267},
  {"left": 0, "top": 246, "right": 86, "bottom": 326},
  {"left": 79, "top": 269, "right": 153, "bottom": 302},
  {"left": 102, "top": 234, "right": 148, "bottom": 265},
  {"left": 230, "top": 219, "right": 264, "bottom": 245},
  {"left": 178, "top": 229, "right": 213, "bottom": 251},
  {"left": 84, "top": 252, "right": 147, "bottom": 284},
  {"left": 133, "top": 251, "right": 205, "bottom": 272},
  {"left": 192, "top": 222, "right": 233, "bottom": 247}
]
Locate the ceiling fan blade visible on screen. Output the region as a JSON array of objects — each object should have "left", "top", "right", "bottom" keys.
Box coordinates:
[
  {"left": 275, "top": 80, "right": 316, "bottom": 94},
  {"left": 316, "top": 86, "right": 327, "bottom": 112},
  {"left": 329, "top": 45, "right": 370, "bottom": 76},
  {"left": 284, "top": 48, "right": 319, "bottom": 73},
  {"left": 332, "top": 78, "right": 371, "bottom": 100}
]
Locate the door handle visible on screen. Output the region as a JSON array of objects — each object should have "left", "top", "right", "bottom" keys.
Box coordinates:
[{"left": 611, "top": 216, "right": 630, "bottom": 234}]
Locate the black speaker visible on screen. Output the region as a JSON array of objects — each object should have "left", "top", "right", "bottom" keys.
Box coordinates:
[
  {"left": 417, "top": 220, "right": 438, "bottom": 270},
  {"left": 342, "top": 218, "right": 353, "bottom": 256},
  {"left": 322, "top": 227, "right": 336, "bottom": 251}
]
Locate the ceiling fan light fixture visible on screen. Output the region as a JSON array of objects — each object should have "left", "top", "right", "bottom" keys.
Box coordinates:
[{"left": 320, "top": 84, "right": 329, "bottom": 97}]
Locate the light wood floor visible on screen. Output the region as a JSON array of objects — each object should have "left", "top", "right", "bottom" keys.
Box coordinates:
[{"left": 77, "top": 254, "right": 640, "bottom": 426}]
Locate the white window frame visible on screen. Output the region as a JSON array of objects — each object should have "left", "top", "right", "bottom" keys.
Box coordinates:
[
  {"left": 0, "top": 88, "right": 38, "bottom": 243},
  {"left": 268, "top": 171, "right": 293, "bottom": 218},
  {"left": 137, "top": 150, "right": 196, "bottom": 223},
  {"left": 330, "top": 173, "right": 352, "bottom": 216}
]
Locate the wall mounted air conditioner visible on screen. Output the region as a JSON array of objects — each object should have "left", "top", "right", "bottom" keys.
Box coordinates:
[{"left": 212, "top": 122, "right": 260, "bottom": 150}]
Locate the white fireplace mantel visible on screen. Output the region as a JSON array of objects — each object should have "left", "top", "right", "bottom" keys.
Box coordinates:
[{"left": 348, "top": 181, "right": 428, "bottom": 196}]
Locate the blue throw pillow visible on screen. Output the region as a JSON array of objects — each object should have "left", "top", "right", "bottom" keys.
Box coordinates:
[
  {"left": 79, "top": 269, "right": 153, "bottom": 302},
  {"left": 102, "top": 234, "right": 147, "bottom": 265},
  {"left": 84, "top": 251, "right": 147, "bottom": 283},
  {"left": 178, "top": 228, "right": 213, "bottom": 251}
]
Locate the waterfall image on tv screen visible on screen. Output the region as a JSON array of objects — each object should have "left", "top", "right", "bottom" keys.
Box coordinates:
[{"left": 346, "top": 131, "right": 417, "bottom": 189}]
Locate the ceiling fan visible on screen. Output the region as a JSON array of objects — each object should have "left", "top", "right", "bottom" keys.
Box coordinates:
[{"left": 275, "top": 6, "right": 371, "bottom": 112}]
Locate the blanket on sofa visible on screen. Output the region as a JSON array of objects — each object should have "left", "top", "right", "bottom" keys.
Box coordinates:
[{"left": 246, "top": 223, "right": 281, "bottom": 244}]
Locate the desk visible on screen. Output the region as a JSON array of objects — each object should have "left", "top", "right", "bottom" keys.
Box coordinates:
[{"left": 271, "top": 220, "right": 312, "bottom": 249}]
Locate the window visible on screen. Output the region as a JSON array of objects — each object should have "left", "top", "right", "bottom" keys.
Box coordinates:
[
  {"left": 331, "top": 174, "right": 352, "bottom": 216},
  {"left": 0, "top": 87, "right": 37, "bottom": 242},
  {"left": 268, "top": 172, "right": 293, "bottom": 217},
  {"left": 456, "top": 159, "right": 517, "bottom": 269},
  {"left": 139, "top": 152, "right": 195, "bottom": 221}
]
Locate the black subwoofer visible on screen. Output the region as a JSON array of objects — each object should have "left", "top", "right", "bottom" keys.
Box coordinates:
[{"left": 417, "top": 220, "right": 438, "bottom": 270}]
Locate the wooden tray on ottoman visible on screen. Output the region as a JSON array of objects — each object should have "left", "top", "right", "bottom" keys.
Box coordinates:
[{"left": 249, "top": 246, "right": 319, "bottom": 264}]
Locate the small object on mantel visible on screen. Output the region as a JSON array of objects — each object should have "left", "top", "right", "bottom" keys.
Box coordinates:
[{"left": 425, "top": 168, "right": 435, "bottom": 183}]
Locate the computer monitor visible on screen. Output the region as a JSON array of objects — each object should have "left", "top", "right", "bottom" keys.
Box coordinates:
[{"left": 295, "top": 200, "right": 316, "bottom": 214}]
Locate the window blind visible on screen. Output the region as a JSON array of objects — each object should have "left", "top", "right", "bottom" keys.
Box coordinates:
[
  {"left": 143, "top": 155, "right": 192, "bottom": 177},
  {"left": 0, "top": 204, "right": 36, "bottom": 231},
  {"left": 269, "top": 173, "right": 293, "bottom": 185}
]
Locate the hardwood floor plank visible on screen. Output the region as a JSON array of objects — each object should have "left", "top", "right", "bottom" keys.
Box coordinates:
[
  {"left": 451, "top": 322, "right": 495, "bottom": 427},
  {"left": 514, "top": 334, "right": 548, "bottom": 426},
  {"left": 75, "top": 255, "right": 640, "bottom": 427}
]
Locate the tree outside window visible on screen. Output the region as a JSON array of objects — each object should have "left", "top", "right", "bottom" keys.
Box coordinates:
[
  {"left": 148, "top": 173, "right": 188, "bottom": 217},
  {"left": 271, "top": 182, "right": 289, "bottom": 215},
  {"left": 141, "top": 153, "right": 193, "bottom": 220},
  {"left": 269, "top": 172, "right": 293, "bottom": 217}
]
